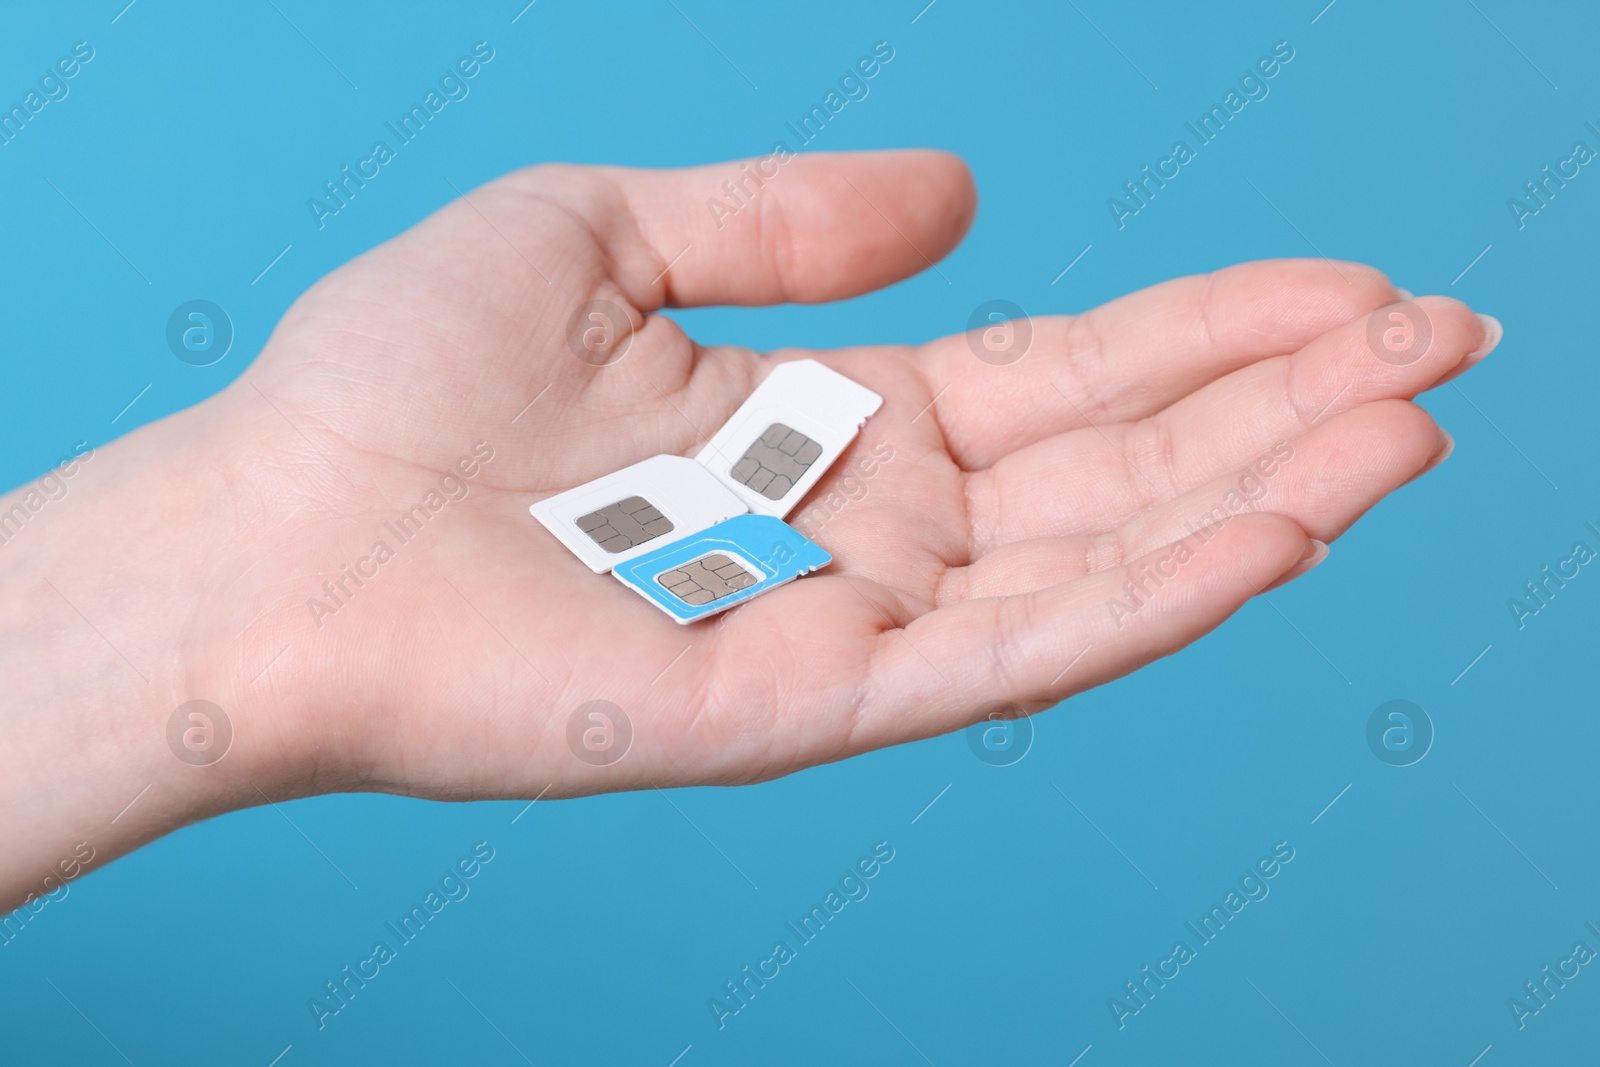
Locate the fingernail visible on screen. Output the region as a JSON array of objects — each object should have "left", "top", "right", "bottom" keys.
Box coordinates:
[
  {"left": 1266, "top": 539, "right": 1329, "bottom": 591},
  {"left": 1465, "top": 314, "right": 1502, "bottom": 365},
  {"left": 1429, "top": 430, "right": 1455, "bottom": 470},
  {"left": 1405, "top": 431, "right": 1455, "bottom": 485},
  {"left": 1425, "top": 316, "right": 1502, "bottom": 390},
  {"left": 1396, "top": 287, "right": 1415, "bottom": 300}
]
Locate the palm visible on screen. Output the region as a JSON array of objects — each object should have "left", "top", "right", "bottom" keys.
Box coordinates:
[{"left": 218, "top": 151, "right": 1486, "bottom": 802}]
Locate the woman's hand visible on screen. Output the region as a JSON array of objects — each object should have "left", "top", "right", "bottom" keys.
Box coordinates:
[{"left": 0, "top": 149, "right": 1495, "bottom": 910}]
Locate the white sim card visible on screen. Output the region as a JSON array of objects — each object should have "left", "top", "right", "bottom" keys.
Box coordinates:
[
  {"left": 529, "top": 454, "right": 747, "bottom": 574},
  {"left": 694, "top": 360, "right": 882, "bottom": 518}
]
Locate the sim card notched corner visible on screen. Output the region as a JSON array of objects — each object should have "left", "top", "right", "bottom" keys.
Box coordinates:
[
  {"left": 695, "top": 359, "right": 882, "bottom": 519},
  {"left": 527, "top": 453, "right": 747, "bottom": 574},
  {"left": 611, "top": 514, "right": 831, "bottom": 624}
]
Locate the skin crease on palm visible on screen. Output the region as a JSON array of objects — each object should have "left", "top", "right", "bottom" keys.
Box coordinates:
[{"left": 0, "top": 149, "right": 1500, "bottom": 910}]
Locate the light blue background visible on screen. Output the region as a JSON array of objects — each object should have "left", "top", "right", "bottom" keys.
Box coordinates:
[{"left": 2, "top": 1, "right": 1595, "bottom": 1063}]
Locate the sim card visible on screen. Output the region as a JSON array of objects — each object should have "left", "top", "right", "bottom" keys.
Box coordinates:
[
  {"left": 529, "top": 454, "right": 747, "bottom": 574},
  {"left": 611, "top": 514, "right": 831, "bottom": 624},
  {"left": 695, "top": 360, "right": 882, "bottom": 518}
]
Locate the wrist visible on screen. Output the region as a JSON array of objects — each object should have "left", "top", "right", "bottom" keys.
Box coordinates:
[{"left": 0, "top": 391, "right": 303, "bottom": 910}]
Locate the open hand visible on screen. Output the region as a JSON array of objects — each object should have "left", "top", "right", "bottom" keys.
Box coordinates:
[{"left": 3, "top": 150, "right": 1496, "bottom": 902}]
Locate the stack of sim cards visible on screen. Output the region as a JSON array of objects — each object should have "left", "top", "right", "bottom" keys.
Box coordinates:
[{"left": 529, "top": 360, "right": 882, "bottom": 624}]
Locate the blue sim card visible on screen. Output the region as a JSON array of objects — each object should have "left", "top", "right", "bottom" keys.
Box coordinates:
[{"left": 611, "top": 514, "right": 831, "bottom": 624}]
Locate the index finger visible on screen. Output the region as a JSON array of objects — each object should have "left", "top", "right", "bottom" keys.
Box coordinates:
[{"left": 909, "top": 259, "right": 1402, "bottom": 469}]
